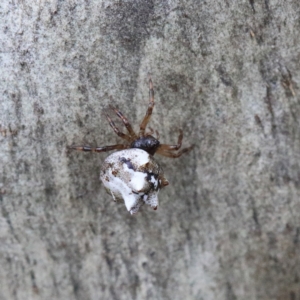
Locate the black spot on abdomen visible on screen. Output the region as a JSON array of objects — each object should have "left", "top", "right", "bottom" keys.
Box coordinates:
[{"left": 119, "top": 157, "right": 135, "bottom": 170}]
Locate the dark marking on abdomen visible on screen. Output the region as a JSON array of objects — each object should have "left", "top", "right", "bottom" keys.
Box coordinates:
[{"left": 119, "top": 157, "right": 135, "bottom": 170}]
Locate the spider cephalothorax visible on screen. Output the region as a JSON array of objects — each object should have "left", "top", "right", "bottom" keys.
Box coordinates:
[
  {"left": 130, "top": 135, "right": 160, "bottom": 156},
  {"left": 70, "top": 78, "right": 193, "bottom": 214}
]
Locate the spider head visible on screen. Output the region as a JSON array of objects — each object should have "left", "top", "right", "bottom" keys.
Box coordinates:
[{"left": 130, "top": 135, "right": 160, "bottom": 156}]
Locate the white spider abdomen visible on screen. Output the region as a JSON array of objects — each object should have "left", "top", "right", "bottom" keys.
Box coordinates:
[{"left": 100, "top": 149, "right": 168, "bottom": 214}]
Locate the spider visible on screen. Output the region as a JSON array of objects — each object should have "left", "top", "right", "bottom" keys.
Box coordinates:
[
  {"left": 69, "top": 78, "right": 193, "bottom": 214},
  {"left": 69, "top": 78, "right": 193, "bottom": 158}
]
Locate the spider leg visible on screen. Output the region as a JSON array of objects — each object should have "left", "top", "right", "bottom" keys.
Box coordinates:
[
  {"left": 105, "top": 114, "right": 132, "bottom": 142},
  {"left": 157, "top": 129, "right": 183, "bottom": 152},
  {"left": 157, "top": 145, "right": 194, "bottom": 158},
  {"left": 139, "top": 78, "right": 155, "bottom": 137},
  {"left": 68, "top": 144, "right": 128, "bottom": 153},
  {"left": 145, "top": 127, "right": 154, "bottom": 137},
  {"left": 109, "top": 105, "right": 137, "bottom": 139},
  {"left": 145, "top": 127, "right": 160, "bottom": 139}
]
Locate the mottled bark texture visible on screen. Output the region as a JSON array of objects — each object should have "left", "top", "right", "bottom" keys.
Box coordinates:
[{"left": 1, "top": 1, "right": 300, "bottom": 299}]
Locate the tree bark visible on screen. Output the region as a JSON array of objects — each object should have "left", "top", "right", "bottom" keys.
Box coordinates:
[{"left": 1, "top": 1, "right": 300, "bottom": 299}]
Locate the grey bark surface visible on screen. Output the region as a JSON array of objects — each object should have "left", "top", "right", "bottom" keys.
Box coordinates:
[{"left": 1, "top": 1, "right": 300, "bottom": 299}]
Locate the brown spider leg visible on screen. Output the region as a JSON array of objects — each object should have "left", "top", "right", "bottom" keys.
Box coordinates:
[
  {"left": 139, "top": 78, "right": 155, "bottom": 137},
  {"left": 68, "top": 144, "right": 128, "bottom": 153},
  {"left": 109, "top": 105, "right": 137, "bottom": 139},
  {"left": 145, "top": 127, "right": 154, "bottom": 136},
  {"left": 105, "top": 114, "right": 132, "bottom": 142},
  {"left": 156, "top": 145, "right": 194, "bottom": 158},
  {"left": 155, "top": 130, "right": 160, "bottom": 140},
  {"left": 156, "top": 129, "right": 183, "bottom": 152}
]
